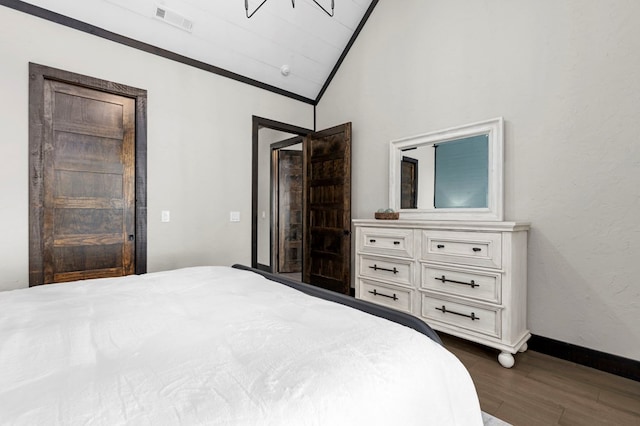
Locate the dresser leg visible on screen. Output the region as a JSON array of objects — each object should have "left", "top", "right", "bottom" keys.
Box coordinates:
[
  {"left": 518, "top": 343, "right": 528, "bottom": 353},
  {"left": 498, "top": 351, "right": 515, "bottom": 368}
]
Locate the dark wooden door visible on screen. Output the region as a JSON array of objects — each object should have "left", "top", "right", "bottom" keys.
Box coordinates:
[
  {"left": 401, "top": 156, "right": 418, "bottom": 209},
  {"left": 278, "top": 150, "right": 303, "bottom": 273},
  {"left": 40, "top": 80, "right": 136, "bottom": 283},
  {"left": 302, "top": 123, "right": 351, "bottom": 294}
]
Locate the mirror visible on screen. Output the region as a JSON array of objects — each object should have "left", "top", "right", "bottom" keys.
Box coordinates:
[{"left": 389, "top": 117, "right": 503, "bottom": 221}]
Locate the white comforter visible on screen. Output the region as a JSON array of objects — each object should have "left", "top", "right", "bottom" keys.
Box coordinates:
[{"left": 0, "top": 267, "right": 482, "bottom": 425}]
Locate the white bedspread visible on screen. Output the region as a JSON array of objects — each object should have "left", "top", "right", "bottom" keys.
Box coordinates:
[{"left": 0, "top": 267, "right": 482, "bottom": 425}]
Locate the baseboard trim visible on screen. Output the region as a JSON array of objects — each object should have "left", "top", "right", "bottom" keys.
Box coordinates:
[{"left": 529, "top": 334, "right": 640, "bottom": 382}]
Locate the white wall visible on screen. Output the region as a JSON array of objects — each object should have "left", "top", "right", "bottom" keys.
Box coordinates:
[
  {"left": 317, "top": 0, "right": 640, "bottom": 360},
  {"left": 0, "top": 6, "right": 313, "bottom": 291}
]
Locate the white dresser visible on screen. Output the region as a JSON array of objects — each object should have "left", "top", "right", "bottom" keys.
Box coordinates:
[{"left": 353, "top": 219, "right": 530, "bottom": 368}]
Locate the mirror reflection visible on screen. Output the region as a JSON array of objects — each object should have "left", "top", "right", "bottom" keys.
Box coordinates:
[
  {"left": 389, "top": 117, "right": 503, "bottom": 221},
  {"left": 400, "top": 135, "right": 489, "bottom": 210}
]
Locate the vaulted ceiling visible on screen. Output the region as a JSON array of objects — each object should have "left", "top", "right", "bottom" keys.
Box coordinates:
[{"left": 14, "top": 0, "right": 377, "bottom": 103}]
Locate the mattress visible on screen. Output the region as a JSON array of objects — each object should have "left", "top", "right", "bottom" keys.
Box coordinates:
[{"left": 0, "top": 266, "right": 482, "bottom": 425}]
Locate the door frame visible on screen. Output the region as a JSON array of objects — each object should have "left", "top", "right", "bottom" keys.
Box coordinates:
[
  {"left": 251, "top": 116, "right": 311, "bottom": 271},
  {"left": 28, "top": 63, "right": 148, "bottom": 286}
]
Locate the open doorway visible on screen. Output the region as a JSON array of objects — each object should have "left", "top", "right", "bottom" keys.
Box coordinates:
[
  {"left": 274, "top": 139, "right": 303, "bottom": 280},
  {"left": 252, "top": 116, "right": 352, "bottom": 294},
  {"left": 256, "top": 131, "right": 304, "bottom": 281},
  {"left": 252, "top": 118, "right": 311, "bottom": 282}
]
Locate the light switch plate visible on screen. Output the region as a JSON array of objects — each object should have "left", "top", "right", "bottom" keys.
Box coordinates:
[
  {"left": 161, "top": 210, "right": 170, "bottom": 222},
  {"left": 230, "top": 211, "right": 240, "bottom": 222}
]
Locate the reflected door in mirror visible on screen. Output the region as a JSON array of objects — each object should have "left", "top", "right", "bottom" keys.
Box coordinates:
[
  {"left": 401, "top": 156, "right": 418, "bottom": 209},
  {"left": 389, "top": 117, "right": 503, "bottom": 221}
]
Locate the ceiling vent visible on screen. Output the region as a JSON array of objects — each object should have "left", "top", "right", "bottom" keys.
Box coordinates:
[{"left": 154, "top": 5, "right": 194, "bottom": 32}]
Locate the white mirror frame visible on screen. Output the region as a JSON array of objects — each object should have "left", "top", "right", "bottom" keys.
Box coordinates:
[{"left": 389, "top": 117, "right": 504, "bottom": 221}]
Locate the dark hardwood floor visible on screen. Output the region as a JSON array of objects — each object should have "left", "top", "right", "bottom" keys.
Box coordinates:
[{"left": 441, "top": 334, "right": 640, "bottom": 425}]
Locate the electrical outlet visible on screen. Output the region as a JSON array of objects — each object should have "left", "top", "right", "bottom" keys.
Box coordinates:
[{"left": 230, "top": 211, "right": 240, "bottom": 222}]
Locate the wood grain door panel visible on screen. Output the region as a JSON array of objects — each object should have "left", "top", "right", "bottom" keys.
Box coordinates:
[
  {"left": 29, "top": 63, "right": 148, "bottom": 286},
  {"left": 278, "top": 150, "right": 303, "bottom": 273},
  {"left": 401, "top": 156, "right": 418, "bottom": 209},
  {"left": 41, "top": 80, "right": 135, "bottom": 284},
  {"left": 303, "top": 123, "right": 351, "bottom": 294}
]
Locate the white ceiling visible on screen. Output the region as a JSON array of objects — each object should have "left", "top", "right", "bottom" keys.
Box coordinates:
[{"left": 19, "top": 0, "right": 376, "bottom": 102}]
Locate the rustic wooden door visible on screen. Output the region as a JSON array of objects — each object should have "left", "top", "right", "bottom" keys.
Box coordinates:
[
  {"left": 302, "top": 123, "right": 351, "bottom": 294},
  {"left": 38, "top": 80, "right": 136, "bottom": 284},
  {"left": 278, "top": 150, "right": 303, "bottom": 273},
  {"left": 401, "top": 156, "right": 418, "bottom": 209}
]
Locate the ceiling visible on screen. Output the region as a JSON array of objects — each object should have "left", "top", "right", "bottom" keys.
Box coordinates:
[{"left": 15, "top": 0, "right": 377, "bottom": 103}]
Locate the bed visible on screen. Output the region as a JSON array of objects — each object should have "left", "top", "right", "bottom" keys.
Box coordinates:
[{"left": 0, "top": 265, "right": 482, "bottom": 425}]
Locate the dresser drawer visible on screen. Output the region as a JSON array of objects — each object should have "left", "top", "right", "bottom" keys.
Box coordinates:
[
  {"left": 421, "top": 293, "right": 501, "bottom": 338},
  {"left": 359, "top": 255, "right": 413, "bottom": 286},
  {"left": 421, "top": 264, "right": 501, "bottom": 304},
  {"left": 358, "top": 227, "right": 414, "bottom": 258},
  {"left": 358, "top": 279, "right": 413, "bottom": 314},
  {"left": 421, "top": 230, "right": 502, "bottom": 269}
]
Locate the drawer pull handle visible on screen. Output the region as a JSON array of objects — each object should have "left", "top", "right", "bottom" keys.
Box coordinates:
[
  {"left": 435, "top": 275, "right": 479, "bottom": 288},
  {"left": 369, "top": 289, "right": 398, "bottom": 301},
  {"left": 436, "top": 305, "right": 480, "bottom": 321},
  {"left": 437, "top": 244, "right": 445, "bottom": 249},
  {"left": 393, "top": 241, "right": 400, "bottom": 245},
  {"left": 369, "top": 239, "right": 376, "bottom": 243},
  {"left": 369, "top": 264, "right": 399, "bottom": 274},
  {"left": 472, "top": 247, "right": 482, "bottom": 252}
]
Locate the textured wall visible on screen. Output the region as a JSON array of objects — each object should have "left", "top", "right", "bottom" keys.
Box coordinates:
[
  {"left": 317, "top": 0, "right": 640, "bottom": 360},
  {"left": 0, "top": 6, "right": 313, "bottom": 290}
]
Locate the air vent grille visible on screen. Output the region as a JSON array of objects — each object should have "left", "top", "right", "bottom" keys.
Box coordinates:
[{"left": 154, "top": 6, "right": 193, "bottom": 32}]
